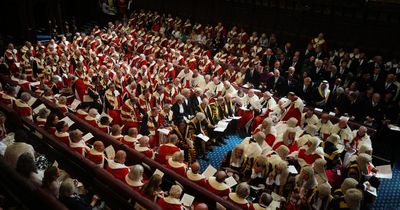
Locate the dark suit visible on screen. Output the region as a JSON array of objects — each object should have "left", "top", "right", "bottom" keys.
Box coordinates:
[
  {"left": 244, "top": 68, "right": 260, "bottom": 88},
  {"left": 296, "top": 84, "right": 313, "bottom": 104},
  {"left": 266, "top": 76, "right": 288, "bottom": 97},
  {"left": 310, "top": 66, "right": 327, "bottom": 84},
  {"left": 261, "top": 54, "right": 276, "bottom": 69}
]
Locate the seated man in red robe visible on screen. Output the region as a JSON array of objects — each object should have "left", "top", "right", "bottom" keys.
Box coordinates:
[
  {"left": 157, "top": 185, "right": 185, "bottom": 210},
  {"left": 272, "top": 127, "right": 298, "bottom": 155},
  {"left": 280, "top": 92, "right": 304, "bottom": 126},
  {"left": 156, "top": 134, "right": 181, "bottom": 165},
  {"left": 14, "top": 92, "right": 33, "bottom": 121},
  {"left": 186, "top": 162, "right": 206, "bottom": 187},
  {"left": 166, "top": 151, "right": 187, "bottom": 177},
  {"left": 206, "top": 170, "right": 231, "bottom": 197},
  {"left": 122, "top": 127, "right": 142, "bottom": 148},
  {"left": 106, "top": 150, "right": 130, "bottom": 182},
  {"left": 227, "top": 182, "right": 255, "bottom": 210},
  {"left": 54, "top": 121, "right": 70, "bottom": 145},
  {"left": 297, "top": 137, "right": 323, "bottom": 167},
  {"left": 86, "top": 141, "right": 105, "bottom": 168}
]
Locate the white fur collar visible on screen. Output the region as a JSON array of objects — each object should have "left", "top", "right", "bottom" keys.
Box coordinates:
[
  {"left": 135, "top": 145, "right": 150, "bottom": 152},
  {"left": 107, "top": 160, "right": 128, "bottom": 170},
  {"left": 229, "top": 193, "right": 248, "bottom": 204},
  {"left": 69, "top": 140, "right": 87, "bottom": 148},
  {"left": 163, "top": 196, "right": 182, "bottom": 205},
  {"left": 186, "top": 170, "right": 204, "bottom": 181},
  {"left": 123, "top": 134, "right": 142, "bottom": 142},
  {"left": 124, "top": 175, "right": 144, "bottom": 187},
  {"left": 208, "top": 177, "right": 229, "bottom": 191},
  {"left": 55, "top": 131, "right": 69, "bottom": 138},
  {"left": 167, "top": 158, "right": 186, "bottom": 169}
]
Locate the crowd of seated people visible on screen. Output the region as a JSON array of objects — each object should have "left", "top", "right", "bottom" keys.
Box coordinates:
[
  {"left": 0, "top": 8, "right": 392, "bottom": 210},
  {"left": 0, "top": 110, "right": 105, "bottom": 210}
]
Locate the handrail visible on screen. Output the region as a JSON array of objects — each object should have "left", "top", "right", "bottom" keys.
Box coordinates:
[{"left": 0, "top": 102, "right": 162, "bottom": 210}]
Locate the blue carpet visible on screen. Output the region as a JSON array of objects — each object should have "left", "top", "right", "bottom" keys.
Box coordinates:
[
  {"left": 198, "top": 134, "right": 400, "bottom": 209},
  {"left": 198, "top": 134, "right": 243, "bottom": 173},
  {"left": 374, "top": 162, "right": 400, "bottom": 210}
]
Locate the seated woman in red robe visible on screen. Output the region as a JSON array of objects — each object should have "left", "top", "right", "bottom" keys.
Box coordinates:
[
  {"left": 124, "top": 164, "right": 145, "bottom": 192},
  {"left": 166, "top": 151, "right": 187, "bottom": 177},
  {"left": 272, "top": 127, "right": 299, "bottom": 155},
  {"left": 135, "top": 136, "right": 154, "bottom": 159},
  {"left": 84, "top": 108, "right": 99, "bottom": 128},
  {"left": 141, "top": 174, "right": 163, "bottom": 203},
  {"left": 157, "top": 185, "right": 185, "bottom": 210}
]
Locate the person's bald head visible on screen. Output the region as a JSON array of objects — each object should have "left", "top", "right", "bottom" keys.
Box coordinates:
[
  {"left": 93, "top": 141, "right": 104, "bottom": 152},
  {"left": 114, "top": 150, "right": 127, "bottom": 164},
  {"left": 215, "top": 171, "right": 227, "bottom": 183},
  {"left": 194, "top": 203, "right": 208, "bottom": 210},
  {"left": 191, "top": 162, "right": 200, "bottom": 174}
]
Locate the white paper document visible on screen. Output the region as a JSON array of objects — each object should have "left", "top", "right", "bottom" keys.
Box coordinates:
[
  {"left": 82, "top": 133, "right": 94, "bottom": 142},
  {"left": 225, "top": 176, "right": 238, "bottom": 188},
  {"left": 104, "top": 145, "right": 115, "bottom": 160},
  {"left": 328, "top": 112, "right": 336, "bottom": 117},
  {"left": 154, "top": 169, "right": 165, "bottom": 178},
  {"left": 229, "top": 116, "right": 242, "bottom": 120},
  {"left": 314, "top": 108, "right": 323, "bottom": 113},
  {"left": 70, "top": 99, "right": 81, "bottom": 111},
  {"left": 239, "top": 106, "right": 249, "bottom": 111},
  {"left": 214, "top": 121, "right": 229, "bottom": 132},
  {"left": 157, "top": 128, "right": 170, "bottom": 135},
  {"left": 363, "top": 182, "right": 377, "bottom": 197},
  {"left": 180, "top": 193, "right": 195, "bottom": 207},
  {"left": 33, "top": 104, "right": 47, "bottom": 114},
  {"left": 196, "top": 134, "right": 210, "bottom": 142},
  {"left": 61, "top": 116, "right": 75, "bottom": 127},
  {"left": 27, "top": 97, "right": 37, "bottom": 106},
  {"left": 30, "top": 81, "right": 41, "bottom": 87},
  {"left": 202, "top": 165, "right": 217, "bottom": 179},
  {"left": 288, "top": 165, "right": 298, "bottom": 174},
  {"left": 375, "top": 165, "right": 392, "bottom": 179}
]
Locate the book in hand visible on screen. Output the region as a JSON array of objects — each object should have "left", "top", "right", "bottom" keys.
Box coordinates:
[
  {"left": 104, "top": 145, "right": 116, "bottom": 160},
  {"left": 375, "top": 165, "right": 393, "bottom": 179},
  {"left": 196, "top": 134, "right": 210, "bottom": 142},
  {"left": 229, "top": 116, "right": 242, "bottom": 120},
  {"left": 202, "top": 165, "right": 217, "bottom": 179},
  {"left": 82, "top": 133, "right": 94, "bottom": 142},
  {"left": 33, "top": 103, "right": 47, "bottom": 115},
  {"left": 61, "top": 116, "right": 75, "bottom": 127},
  {"left": 69, "top": 99, "right": 81, "bottom": 111},
  {"left": 363, "top": 181, "right": 377, "bottom": 197},
  {"left": 225, "top": 176, "right": 238, "bottom": 188},
  {"left": 180, "top": 193, "right": 195, "bottom": 207},
  {"left": 153, "top": 169, "right": 165, "bottom": 178},
  {"left": 27, "top": 97, "right": 37, "bottom": 107},
  {"left": 157, "top": 128, "right": 170, "bottom": 135},
  {"left": 288, "top": 165, "right": 298, "bottom": 174}
]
